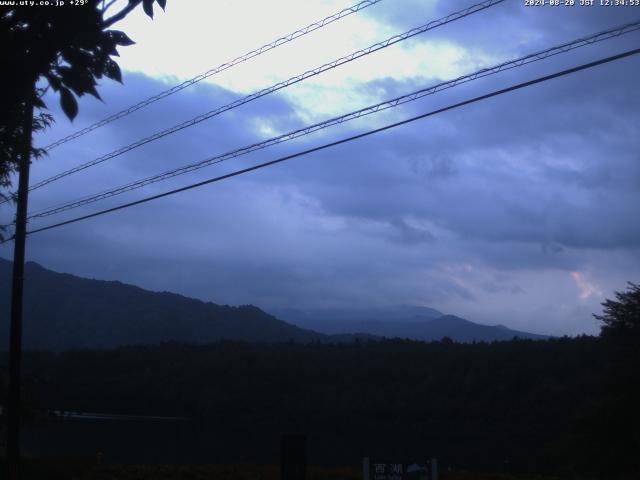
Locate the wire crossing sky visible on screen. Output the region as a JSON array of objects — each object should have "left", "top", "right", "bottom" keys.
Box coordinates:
[
  {"left": 24, "top": 0, "right": 505, "bottom": 195},
  {"left": 25, "top": 20, "right": 640, "bottom": 221},
  {"left": 20, "top": 48, "right": 640, "bottom": 238},
  {"left": 41, "top": 0, "right": 386, "bottom": 152},
  {"left": 3, "top": 0, "right": 639, "bottom": 336}
]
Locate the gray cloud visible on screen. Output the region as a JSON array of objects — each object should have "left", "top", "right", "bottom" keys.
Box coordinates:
[{"left": 2, "top": 1, "right": 639, "bottom": 336}]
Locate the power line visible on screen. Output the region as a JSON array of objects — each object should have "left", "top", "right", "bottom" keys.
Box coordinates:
[
  {"left": 42, "top": 0, "right": 386, "bottom": 151},
  {"left": 24, "top": 0, "right": 505, "bottom": 195},
  {"left": 16, "top": 47, "right": 639, "bottom": 240},
  {"left": 28, "top": 0, "right": 504, "bottom": 193},
  {"left": 26, "top": 20, "right": 640, "bottom": 220}
]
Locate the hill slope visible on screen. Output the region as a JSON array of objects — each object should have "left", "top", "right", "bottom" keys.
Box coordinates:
[
  {"left": 272, "top": 306, "right": 548, "bottom": 342},
  {"left": 0, "top": 259, "right": 546, "bottom": 349},
  {"left": 0, "top": 259, "right": 325, "bottom": 349}
]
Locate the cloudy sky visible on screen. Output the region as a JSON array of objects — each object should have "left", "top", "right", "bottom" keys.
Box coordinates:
[{"left": 2, "top": 0, "right": 639, "bottom": 335}]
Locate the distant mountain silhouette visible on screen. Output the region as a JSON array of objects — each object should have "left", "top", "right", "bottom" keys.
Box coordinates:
[
  {"left": 271, "top": 306, "right": 548, "bottom": 342},
  {"left": 0, "top": 259, "right": 546, "bottom": 350},
  {"left": 0, "top": 259, "right": 334, "bottom": 350}
]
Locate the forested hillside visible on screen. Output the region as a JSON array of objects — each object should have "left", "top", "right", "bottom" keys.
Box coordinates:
[
  {"left": 6, "top": 335, "right": 638, "bottom": 478},
  {"left": 0, "top": 259, "right": 547, "bottom": 347},
  {"left": 0, "top": 259, "right": 324, "bottom": 348}
]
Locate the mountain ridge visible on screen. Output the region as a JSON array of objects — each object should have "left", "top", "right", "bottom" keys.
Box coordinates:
[
  {"left": 271, "top": 307, "right": 549, "bottom": 342},
  {"left": 0, "top": 258, "right": 329, "bottom": 349},
  {"left": 0, "top": 258, "right": 547, "bottom": 349}
]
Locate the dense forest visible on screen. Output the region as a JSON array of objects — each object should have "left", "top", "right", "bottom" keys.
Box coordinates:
[
  {"left": 0, "top": 283, "right": 637, "bottom": 479},
  {"left": 2, "top": 333, "right": 637, "bottom": 479}
]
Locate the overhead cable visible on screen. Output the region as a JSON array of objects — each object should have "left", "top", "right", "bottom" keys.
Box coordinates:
[
  {"left": 42, "top": 0, "right": 386, "bottom": 151},
  {"left": 25, "top": 0, "right": 505, "bottom": 195},
  {"left": 16, "top": 47, "right": 639, "bottom": 239},
  {"left": 26, "top": 20, "right": 640, "bottom": 220}
]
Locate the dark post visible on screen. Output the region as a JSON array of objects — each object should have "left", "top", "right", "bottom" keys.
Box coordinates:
[
  {"left": 7, "top": 89, "right": 35, "bottom": 480},
  {"left": 362, "top": 457, "right": 370, "bottom": 480},
  {"left": 281, "top": 433, "right": 306, "bottom": 480}
]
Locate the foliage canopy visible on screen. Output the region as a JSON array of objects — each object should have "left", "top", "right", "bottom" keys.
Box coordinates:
[
  {"left": 0, "top": 0, "right": 166, "bottom": 202},
  {"left": 594, "top": 282, "right": 640, "bottom": 339}
]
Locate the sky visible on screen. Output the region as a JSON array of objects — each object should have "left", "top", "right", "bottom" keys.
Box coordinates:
[{"left": 2, "top": 0, "right": 639, "bottom": 336}]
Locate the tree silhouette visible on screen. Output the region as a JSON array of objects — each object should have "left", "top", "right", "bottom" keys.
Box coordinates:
[
  {"left": 594, "top": 282, "right": 640, "bottom": 477},
  {"left": 0, "top": 0, "right": 167, "bottom": 199},
  {"left": 594, "top": 282, "right": 640, "bottom": 341},
  {"left": 1, "top": 2, "right": 168, "bottom": 476}
]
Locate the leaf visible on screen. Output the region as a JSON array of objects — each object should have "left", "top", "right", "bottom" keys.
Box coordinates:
[
  {"left": 58, "top": 66, "right": 94, "bottom": 97},
  {"left": 156, "top": 0, "right": 166, "bottom": 10},
  {"left": 45, "top": 73, "right": 62, "bottom": 91},
  {"left": 33, "top": 96, "right": 46, "bottom": 109},
  {"left": 109, "top": 30, "right": 135, "bottom": 47},
  {"left": 85, "top": 82, "right": 102, "bottom": 101},
  {"left": 60, "top": 87, "right": 78, "bottom": 121},
  {"left": 143, "top": 0, "right": 154, "bottom": 18},
  {"left": 60, "top": 47, "right": 95, "bottom": 72},
  {"left": 104, "top": 58, "right": 123, "bottom": 83},
  {"left": 101, "top": 35, "right": 120, "bottom": 57}
]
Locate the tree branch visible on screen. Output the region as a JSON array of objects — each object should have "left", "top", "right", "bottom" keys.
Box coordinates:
[
  {"left": 101, "top": 0, "right": 119, "bottom": 15},
  {"left": 103, "top": 1, "right": 138, "bottom": 28}
]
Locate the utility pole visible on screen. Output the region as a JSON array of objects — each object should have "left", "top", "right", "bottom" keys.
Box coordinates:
[{"left": 7, "top": 86, "right": 35, "bottom": 480}]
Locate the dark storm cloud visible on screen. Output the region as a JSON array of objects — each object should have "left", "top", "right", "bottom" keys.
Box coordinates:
[
  {"left": 365, "top": 0, "right": 638, "bottom": 56},
  {"left": 260, "top": 35, "right": 640, "bottom": 255},
  {"left": 30, "top": 51, "right": 640, "bottom": 260},
  {"left": 2, "top": 1, "right": 639, "bottom": 335}
]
